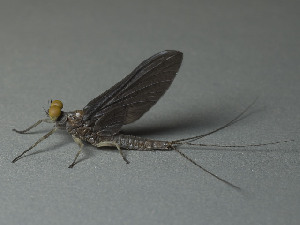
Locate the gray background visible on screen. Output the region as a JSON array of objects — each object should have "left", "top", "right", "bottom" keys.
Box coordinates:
[{"left": 0, "top": 0, "right": 299, "bottom": 225}]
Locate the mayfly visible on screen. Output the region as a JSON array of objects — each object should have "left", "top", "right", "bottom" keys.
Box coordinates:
[{"left": 12, "top": 50, "right": 284, "bottom": 190}]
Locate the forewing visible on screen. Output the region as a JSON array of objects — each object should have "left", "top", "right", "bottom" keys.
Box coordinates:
[
  {"left": 83, "top": 50, "right": 183, "bottom": 135},
  {"left": 91, "top": 107, "right": 127, "bottom": 136}
]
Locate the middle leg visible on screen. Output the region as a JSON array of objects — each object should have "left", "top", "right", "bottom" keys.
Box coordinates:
[{"left": 68, "top": 136, "right": 84, "bottom": 168}]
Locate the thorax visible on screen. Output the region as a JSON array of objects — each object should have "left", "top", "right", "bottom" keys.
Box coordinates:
[{"left": 65, "top": 110, "right": 93, "bottom": 140}]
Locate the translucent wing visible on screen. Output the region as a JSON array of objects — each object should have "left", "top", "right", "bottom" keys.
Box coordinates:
[{"left": 82, "top": 50, "right": 183, "bottom": 136}]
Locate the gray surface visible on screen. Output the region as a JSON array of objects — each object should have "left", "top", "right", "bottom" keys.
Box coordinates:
[{"left": 0, "top": 0, "right": 299, "bottom": 225}]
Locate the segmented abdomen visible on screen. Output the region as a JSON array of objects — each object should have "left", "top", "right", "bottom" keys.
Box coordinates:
[{"left": 99, "top": 134, "right": 172, "bottom": 150}]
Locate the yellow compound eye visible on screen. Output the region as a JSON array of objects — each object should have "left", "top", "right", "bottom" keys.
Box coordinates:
[
  {"left": 49, "top": 105, "right": 62, "bottom": 121},
  {"left": 51, "top": 100, "right": 63, "bottom": 109}
]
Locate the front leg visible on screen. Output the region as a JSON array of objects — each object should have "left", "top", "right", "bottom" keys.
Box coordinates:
[
  {"left": 68, "top": 136, "right": 84, "bottom": 168},
  {"left": 12, "top": 127, "right": 57, "bottom": 163},
  {"left": 13, "top": 118, "right": 53, "bottom": 134}
]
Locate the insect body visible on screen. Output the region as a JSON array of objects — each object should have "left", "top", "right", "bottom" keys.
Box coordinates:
[
  {"left": 13, "top": 50, "right": 184, "bottom": 168},
  {"left": 13, "top": 50, "right": 283, "bottom": 189}
]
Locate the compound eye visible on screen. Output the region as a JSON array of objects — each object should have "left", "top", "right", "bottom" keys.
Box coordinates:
[
  {"left": 51, "top": 100, "right": 63, "bottom": 109},
  {"left": 49, "top": 105, "right": 61, "bottom": 121}
]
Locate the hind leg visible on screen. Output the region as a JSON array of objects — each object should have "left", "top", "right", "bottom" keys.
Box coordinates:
[{"left": 95, "top": 141, "right": 129, "bottom": 164}]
